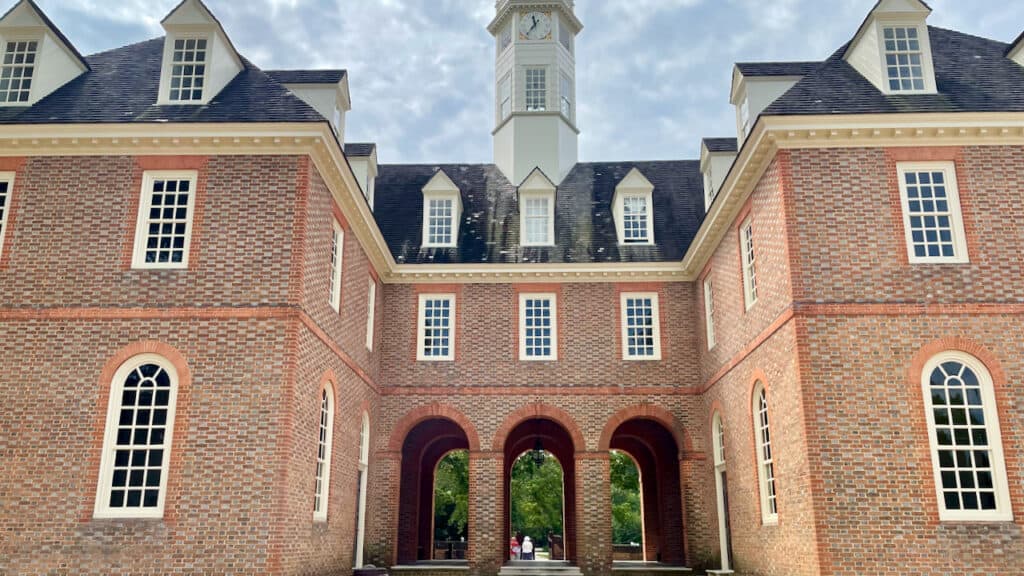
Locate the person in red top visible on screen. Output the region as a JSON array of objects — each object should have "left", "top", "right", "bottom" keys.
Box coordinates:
[{"left": 510, "top": 536, "right": 521, "bottom": 560}]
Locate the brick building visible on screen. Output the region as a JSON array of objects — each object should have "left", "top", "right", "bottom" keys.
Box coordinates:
[{"left": 1, "top": 0, "right": 1023, "bottom": 575}]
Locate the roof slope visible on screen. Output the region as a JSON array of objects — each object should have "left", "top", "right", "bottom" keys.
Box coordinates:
[
  {"left": 374, "top": 161, "right": 704, "bottom": 265},
  {"left": 345, "top": 143, "right": 377, "bottom": 157},
  {"left": 0, "top": 37, "right": 326, "bottom": 125},
  {"left": 735, "top": 61, "right": 821, "bottom": 77},
  {"left": 764, "top": 27, "right": 1024, "bottom": 116},
  {"left": 702, "top": 137, "right": 738, "bottom": 153},
  {"left": 265, "top": 69, "right": 347, "bottom": 84}
]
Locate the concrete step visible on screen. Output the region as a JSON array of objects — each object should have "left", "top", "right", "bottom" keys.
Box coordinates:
[{"left": 499, "top": 561, "right": 583, "bottom": 576}]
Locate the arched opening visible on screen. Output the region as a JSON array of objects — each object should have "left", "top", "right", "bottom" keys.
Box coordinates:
[
  {"left": 608, "top": 418, "right": 685, "bottom": 565},
  {"left": 397, "top": 418, "right": 471, "bottom": 564},
  {"left": 509, "top": 450, "right": 564, "bottom": 560},
  {"left": 609, "top": 450, "right": 644, "bottom": 561},
  {"left": 502, "top": 418, "right": 577, "bottom": 565},
  {"left": 432, "top": 450, "right": 470, "bottom": 560}
]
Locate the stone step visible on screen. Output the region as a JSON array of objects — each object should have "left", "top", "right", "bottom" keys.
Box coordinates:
[{"left": 498, "top": 561, "right": 583, "bottom": 576}]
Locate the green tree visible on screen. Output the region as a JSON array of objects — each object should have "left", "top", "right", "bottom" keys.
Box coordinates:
[
  {"left": 510, "top": 451, "right": 564, "bottom": 548},
  {"left": 610, "top": 450, "right": 643, "bottom": 545},
  {"left": 434, "top": 450, "right": 469, "bottom": 541}
]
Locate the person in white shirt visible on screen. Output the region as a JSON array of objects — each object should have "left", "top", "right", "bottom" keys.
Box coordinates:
[{"left": 521, "top": 536, "right": 534, "bottom": 560}]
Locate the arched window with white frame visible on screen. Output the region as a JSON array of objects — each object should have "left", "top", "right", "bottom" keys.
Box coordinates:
[
  {"left": 922, "top": 351, "right": 1012, "bottom": 521},
  {"left": 314, "top": 385, "right": 335, "bottom": 522},
  {"left": 712, "top": 411, "right": 733, "bottom": 571},
  {"left": 752, "top": 382, "right": 778, "bottom": 524},
  {"left": 354, "top": 411, "right": 371, "bottom": 567},
  {"left": 94, "top": 354, "right": 180, "bottom": 519}
]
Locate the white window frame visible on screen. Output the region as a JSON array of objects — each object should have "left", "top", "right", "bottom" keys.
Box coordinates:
[
  {"left": 94, "top": 354, "right": 180, "bottom": 520},
  {"left": 617, "top": 192, "right": 654, "bottom": 246},
  {"left": 740, "top": 97, "right": 751, "bottom": 137},
  {"left": 422, "top": 193, "right": 459, "bottom": 248},
  {"left": 366, "top": 279, "right": 376, "bottom": 351},
  {"left": 499, "top": 73, "right": 512, "bottom": 121},
  {"left": 712, "top": 412, "right": 731, "bottom": 571},
  {"left": 525, "top": 67, "right": 547, "bottom": 112},
  {"left": 703, "top": 277, "right": 716, "bottom": 350},
  {"left": 314, "top": 385, "right": 335, "bottom": 522},
  {"left": 165, "top": 35, "right": 211, "bottom": 103},
  {"left": 753, "top": 382, "right": 778, "bottom": 525},
  {"left": 740, "top": 216, "right": 758, "bottom": 310},
  {"left": 922, "top": 351, "right": 1013, "bottom": 522},
  {"left": 329, "top": 223, "right": 344, "bottom": 312},
  {"left": 703, "top": 168, "right": 715, "bottom": 210},
  {"left": 620, "top": 292, "right": 662, "bottom": 361},
  {"left": 354, "top": 412, "right": 371, "bottom": 566},
  {"left": 876, "top": 23, "right": 935, "bottom": 95},
  {"left": 519, "top": 293, "right": 558, "bottom": 361},
  {"left": 0, "top": 172, "right": 15, "bottom": 259},
  {"left": 417, "top": 294, "right": 456, "bottom": 362},
  {"left": 897, "top": 161, "right": 969, "bottom": 264},
  {"left": 131, "top": 170, "right": 198, "bottom": 270},
  {"left": 520, "top": 191, "right": 555, "bottom": 247},
  {"left": 0, "top": 36, "right": 41, "bottom": 106},
  {"left": 560, "top": 73, "right": 572, "bottom": 120}
]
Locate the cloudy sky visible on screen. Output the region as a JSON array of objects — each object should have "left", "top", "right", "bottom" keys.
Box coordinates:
[{"left": 32, "top": 0, "right": 1024, "bottom": 164}]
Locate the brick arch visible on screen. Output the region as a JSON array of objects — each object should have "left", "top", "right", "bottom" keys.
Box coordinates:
[
  {"left": 906, "top": 337, "right": 1007, "bottom": 394},
  {"left": 598, "top": 403, "right": 689, "bottom": 454},
  {"left": 387, "top": 403, "right": 480, "bottom": 452},
  {"left": 318, "top": 369, "right": 340, "bottom": 401},
  {"left": 491, "top": 402, "right": 585, "bottom": 452}
]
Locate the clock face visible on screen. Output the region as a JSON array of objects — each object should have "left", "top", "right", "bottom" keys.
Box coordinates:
[{"left": 519, "top": 11, "right": 552, "bottom": 41}]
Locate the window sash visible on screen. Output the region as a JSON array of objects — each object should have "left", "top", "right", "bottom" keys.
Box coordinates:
[
  {"left": 366, "top": 280, "right": 376, "bottom": 351},
  {"left": 0, "top": 39, "right": 38, "bottom": 104},
  {"left": 620, "top": 292, "right": 661, "bottom": 360},
  {"left": 131, "top": 171, "right": 198, "bottom": 269},
  {"left": 526, "top": 68, "right": 546, "bottom": 111},
  {"left": 330, "top": 225, "right": 344, "bottom": 312},
  {"left": 622, "top": 195, "right": 651, "bottom": 244},
  {"left": 169, "top": 37, "right": 209, "bottom": 102},
  {"left": 704, "top": 278, "right": 716, "bottom": 350},
  {"left": 741, "top": 218, "right": 758, "bottom": 309},
  {"left": 713, "top": 413, "right": 726, "bottom": 467},
  {"left": 897, "top": 162, "right": 968, "bottom": 263},
  {"left": 0, "top": 174, "right": 13, "bottom": 259},
  {"left": 520, "top": 293, "right": 557, "bottom": 360},
  {"left": 314, "top": 387, "right": 334, "bottom": 521},
  {"left": 500, "top": 75, "right": 512, "bottom": 120},
  {"left": 753, "top": 385, "right": 778, "bottom": 523},
  {"left": 425, "top": 197, "right": 456, "bottom": 247},
  {"left": 418, "top": 295, "right": 455, "bottom": 361},
  {"left": 882, "top": 26, "right": 926, "bottom": 92},
  {"left": 560, "top": 74, "right": 572, "bottom": 118},
  {"left": 522, "top": 195, "right": 553, "bottom": 246}
]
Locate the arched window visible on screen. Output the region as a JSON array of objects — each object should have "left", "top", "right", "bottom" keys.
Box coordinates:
[
  {"left": 354, "top": 412, "right": 370, "bottom": 567},
  {"left": 713, "top": 412, "right": 726, "bottom": 468},
  {"left": 314, "top": 386, "right": 335, "bottom": 522},
  {"left": 752, "top": 382, "right": 778, "bottom": 523},
  {"left": 712, "top": 411, "right": 733, "bottom": 571},
  {"left": 94, "top": 354, "right": 180, "bottom": 519},
  {"left": 922, "top": 352, "right": 1012, "bottom": 521}
]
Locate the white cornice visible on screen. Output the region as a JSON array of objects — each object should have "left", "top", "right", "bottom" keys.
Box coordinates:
[{"left": 390, "top": 262, "right": 685, "bottom": 284}]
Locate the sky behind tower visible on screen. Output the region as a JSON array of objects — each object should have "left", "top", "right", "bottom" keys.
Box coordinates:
[{"left": 31, "top": 0, "right": 1024, "bottom": 163}]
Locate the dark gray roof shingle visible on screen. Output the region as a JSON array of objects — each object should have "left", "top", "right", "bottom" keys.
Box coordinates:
[
  {"left": 345, "top": 143, "right": 377, "bottom": 157},
  {"left": 735, "top": 61, "right": 821, "bottom": 77},
  {"left": 702, "top": 138, "right": 738, "bottom": 153},
  {"left": 374, "top": 161, "right": 704, "bottom": 265},
  {"left": 266, "top": 69, "right": 346, "bottom": 84}
]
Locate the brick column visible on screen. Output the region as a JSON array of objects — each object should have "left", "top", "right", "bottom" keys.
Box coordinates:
[
  {"left": 366, "top": 451, "right": 400, "bottom": 567},
  {"left": 469, "top": 451, "right": 504, "bottom": 576},
  {"left": 575, "top": 452, "right": 613, "bottom": 576}
]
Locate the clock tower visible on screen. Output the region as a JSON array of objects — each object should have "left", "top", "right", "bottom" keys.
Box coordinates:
[{"left": 489, "top": 0, "right": 582, "bottom": 185}]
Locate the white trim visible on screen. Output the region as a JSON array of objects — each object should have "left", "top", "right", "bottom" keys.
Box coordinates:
[
  {"left": 752, "top": 382, "right": 778, "bottom": 525},
  {"left": 93, "top": 353, "right": 180, "bottom": 520},
  {"left": 519, "top": 190, "right": 555, "bottom": 247},
  {"left": 417, "top": 293, "right": 456, "bottom": 361},
  {"left": 158, "top": 33, "right": 213, "bottom": 105},
  {"left": 740, "top": 217, "right": 757, "bottom": 310},
  {"left": 703, "top": 277, "right": 716, "bottom": 350},
  {"left": 921, "top": 351, "right": 1013, "bottom": 522},
  {"left": 314, "top": 385, "right": 335, "bottom": 522},
  {"left": 355, "top": 411, "right": 370, "bottom": 567},
  {"left": 329, "top": 223, "right": 344, "bottom": 312},
  {"left": 131, "top": 170, "right": 198, "bottom": 270},
  {"left": 620, "top": 292, "right": 662, "bottom": 361},
  {"left": 519, "top": 292, "right": 558, "bottom": 361},
  {"left": 896, "top": 161, "right": 969, "bottom": 264},
  {"left": 712, "top": 412, "right": 731, "bottom": 571},
  {"left": 0, "top": 171, "right": 15, "bottom": 259},
  {"left": 422, "top": 193, "right": 460, "bottom": 248},
  {"left": 0, "top": 35, "right": 41, "bottom": 106},
  {"left": 366, "top": 279, "right": 376, "bottom": 351},
  {"left": 875, "top": 22, "right": 937, "bottom": 95}
]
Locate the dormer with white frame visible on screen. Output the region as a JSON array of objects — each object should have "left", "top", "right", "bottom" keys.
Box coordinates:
[
  {"left": 1007, "top": 31, "right": 1024, "bottom": 68},
  {"left": 421, "top": 170, "right": 463, "bottom": 249},
  {"left": 612, "top": 168, "right": 655, "bottom": 246},
  {"left": 843, "top": 0, "right": 937, "bottom": 95},
  {"left": 0, "top": 0, "right": 88, "bottom": 106},
  {"left": 269, "top": 71, "right": 352, "bottom": 141},
  {"left": 346, "top": 144, "right": 378, "bottom": 211},
  {"left": 158, "top": 0, "right": 243, "bottom": 106},
  {"left": 518, "top": 168, "right": 556, "bottom": 247},
  {"left": 700, "top": 138, "right": 738, "bottom": 211},
  {"left": 729, "top": 63, "right": 816, "bottom": 144}
]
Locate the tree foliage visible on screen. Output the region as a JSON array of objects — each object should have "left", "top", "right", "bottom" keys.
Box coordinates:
[
  {"left": 434, "top": 450, "right": 469, "bottom": 540},
  {"left": 510, "top": 451, "right": 564, "bottom": 548},
  {"left": 610, "top": 450, "right": 643, "bottom": 545}
]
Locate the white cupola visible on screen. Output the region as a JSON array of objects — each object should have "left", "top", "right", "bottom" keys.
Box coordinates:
[
  {"left": 843, "top": 0, "right": 937, "bottom": 95},
  {"left": 489, "top": 0, "right": 583, "bottom": 186},
  {"left": 157, "top": 0, "right": 243, "bottom": 106},
  {"left": 0, "top": 0, "right": 88, "bottom": 106}
]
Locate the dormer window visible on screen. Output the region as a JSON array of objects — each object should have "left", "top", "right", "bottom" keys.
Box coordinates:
[
  {"left": 521, "top": 193, "right": 554, "bottom": 246},
  {"left": 739, "top": 96, "right": 751, "bottom": 137},
  {"left": 421, "top": 171, "right": 462, "bottom": 248},
  {"left": 613, "top": 168, "right": 655, "bottom": 246},
  {"left": 0, "top": 40, "right": 36, "bottom": 103},
  {"left": 883, "top": 26, "right": 925, "bottom": 92},
  {"left": 169, "top": 37, "right": 208, "bottom": 102}
]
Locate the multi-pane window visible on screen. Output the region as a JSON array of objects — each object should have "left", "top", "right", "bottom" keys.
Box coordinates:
[
  {"left": 740, "top": 97, "right": 751, "bottom": 137},
  {"left": 703, "top": 169, "right": 715, "bottom": 209},
  {"left": 520, "top": 294, "right": 557, "bottom": 360},
  {"left": 704, "top": 278, "right": 716, "bottom": 350},
  {"left": 526, "top": 68, "right": 546, "bottom": 111},
  {"left": 621, "top": 293, "right": 661, "bottom": 360},
  {"left": 418, "top": 295, "right": 455, "bottom": 361},
  {"left": 354, "top": 412, "right": 370, "bottom": 567},
  {"left": 522, "top": 194, "right": 553, "bottom": 246},
  {"left": 329, "top": 224, "right": 344, "bottom": 312},
  {"left": 314, "top": 386, "right": 335, "bottom": 522},
  {"left": 169, "top": 37, "right": 208, "bottom": 102},
  {"left": 95, "top": 355, "right": 179, "bottom": 519},
  {"left": 0, "top": 176, "right": 11, "bottom": 258},
  {"left": 559, "top": 20, "right": 572, "bottom": 52},
  {"left": 366, "top": 280, "right": 376, "bottom": 351},
  {"left": 425, "top": 197, "right": 456, "bottom": 247},
  {"left": 713, "top": 413, "right": 726, "bottom": 467},
  {"left": 500, "top": 75, "right": 512, "bottom": 120},
  {"left": 741, "top": 217, "right": 758, "bottom": 309},
  {"left": 923, "top": 353, "right": 1012, "bottom": 521},
  {"left": 132, "top": 171, "right": 197, "bottom": 269},
  {"left": 883, "top": 26, "right": 925, "bottom": 92},
  {"left": 622, "top": 195, "right": 651, "bottom": 244},
  {"left": 560, "top": 74, "right": 572, "bottom": 118},
  {"left": 897, "top": 162, "right": 968, "bottom": 263},
  {"left": 753, "top": 383, "right": 778, "bottom": 523},
  {"left": 0, "top": 40, "right": 37, "bottom": 103}
]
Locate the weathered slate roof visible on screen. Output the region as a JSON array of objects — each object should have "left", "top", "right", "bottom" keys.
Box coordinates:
[
  {"left": 265, "top": 69, "right": 346, "bottom": 84},
  {"left": 345, "top": 143, "right": 377, "bottom": 157},
  {"left": 735, "top": 61, "right": 822, "bottom": 77},
  {"left": 702, "top": 138, "right": 738, "bottom": 153},
  {"left": 374, "top": 161, "right": 704, "bottom": 265}
]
